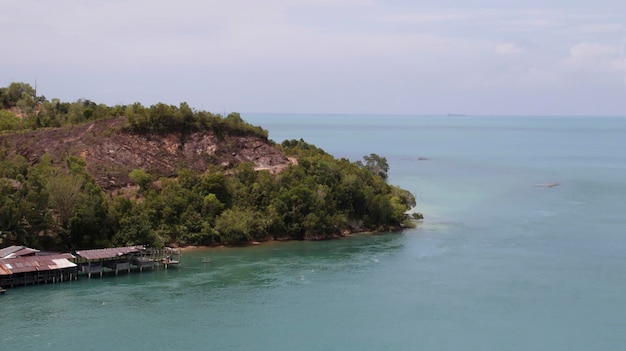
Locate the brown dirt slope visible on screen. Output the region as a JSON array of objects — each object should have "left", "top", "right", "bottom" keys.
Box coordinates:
[{"left": 1, "top": 117, "right": 291, "bottom": 191}]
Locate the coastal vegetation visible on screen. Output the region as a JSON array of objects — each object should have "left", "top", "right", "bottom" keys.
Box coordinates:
[{"left": 0, "top": 82, "right": 417, "bottom": 250}]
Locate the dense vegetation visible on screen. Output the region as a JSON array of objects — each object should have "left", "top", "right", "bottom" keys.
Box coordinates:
[
  {"left": 0, "top": 82, "right": 418, "bottom": 250},
  {"left": 0, "top": 82, "right": 267, "bottom": 139}
]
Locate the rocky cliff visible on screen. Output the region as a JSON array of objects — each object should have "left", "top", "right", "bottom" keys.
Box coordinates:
[{"left": 2, "top": 117, "right": 291, "bottom": 191}]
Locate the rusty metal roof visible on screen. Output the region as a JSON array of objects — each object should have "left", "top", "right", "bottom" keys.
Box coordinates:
[
  {"left": 37, "top": 253, "right": 75, "bottom": 260},
  {"left": 0, "top": 256, "right": 77, "bottom": 275},
  {"left": 0, "top": 245, "right": 41, "bottom": 258},
  {"left": 0, "top": 264, "right": 11, "bottom": 276},
  {"left": 51, "top": 259, "right": 77, "bottom": 269},
  {"left": 75, "top": 246, "right": 145, "bottom": 260},
  {"left": 10, "top": 247, "right": 39, "bottom": 257},
  {"left": 0, "top": 245, "right": 24, "bottom": 258}
]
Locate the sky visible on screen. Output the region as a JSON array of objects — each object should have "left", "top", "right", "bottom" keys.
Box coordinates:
[{"left": 1, "top": 0, "right": 625, "bottom": 116}]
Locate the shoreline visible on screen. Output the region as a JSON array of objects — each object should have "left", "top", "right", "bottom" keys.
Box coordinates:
[{"left": 177, "top": 228, "right": 406, "bottom": 252}]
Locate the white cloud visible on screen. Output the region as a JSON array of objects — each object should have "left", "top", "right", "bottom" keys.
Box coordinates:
[
  {"left": 561, "top": 42, "right": 624, "bottom": 72},
  {"left": 2, "top": 0, "right": 625, "bottom": 114},
  {"left": 494, "top": 43, "right": 525, "bottom": 56}
]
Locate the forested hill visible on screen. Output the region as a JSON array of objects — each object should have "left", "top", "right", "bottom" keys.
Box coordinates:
[{"left": 0, "top": 82, "right": 418, "bottom": 250}]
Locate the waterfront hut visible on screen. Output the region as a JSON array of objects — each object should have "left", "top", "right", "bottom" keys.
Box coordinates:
[
  {"left": 0, "top": 264, "right": 12, "bottom": 286},
  {"left": 131, "top": 255, "right": 156, "bottom": 272},
  {"left": 74, "top": 246, "right": 152, "bottom": 277},
  {"left": 0, "top": 253, "right": 78, "bottom": 287}
]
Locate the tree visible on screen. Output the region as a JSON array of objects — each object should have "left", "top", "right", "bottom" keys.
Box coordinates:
[
  {"left": 0, "top": 110, "right": 21, "bottom": 131},
  {"left": 129, "top": 169, "right": 153, "bottom": 192},
  {"left": 46, "top": 171, "right": 83, "bottom": 228},
  {"left": 114, "top": 206, "right": 162, "bottom": 247},
  {"left": 215, "top": 207, "right": 254, "bottom": 244},
  {"left": 16, "top": 92, "right": 36, "bottom": 116},
  {"left": 357, "top": 153, "right": 389, "bottom": 180},
  {"left": 202, "top": 193, "right": 225, "bottom": 219},
  {"left": 1, "top": 82, "right": 36, "bottom": 108}
]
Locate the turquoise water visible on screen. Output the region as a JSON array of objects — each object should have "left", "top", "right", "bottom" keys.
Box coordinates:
[{"left": 2, "top": 115, "right": 626, "bottom": 350}]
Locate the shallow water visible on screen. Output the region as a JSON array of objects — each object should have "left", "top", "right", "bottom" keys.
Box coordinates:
[{"left": 2, "top": 115, "right": 625, "bottom": 350}]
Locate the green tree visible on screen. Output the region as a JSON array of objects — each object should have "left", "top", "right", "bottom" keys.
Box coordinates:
[
  {"left": 129, "top": 169, "right": 153, "bottom": 192},
  {"left": 0, "top": 110, "right": 21, "bottom": 131},
  {"left": 125, "top": 102, "right": 149, "bottom": 131},
  {"left": 215, "top": 207, "right": 254, "bottom": 244},
  {"left": 357, "top": 153, "right": 389, "bottom": 180},
  {"left": 1, "top": 82, "right": 36, "bottom": 108},
  {"left": 16, "top": 92, "right": 36, "bottom": 116},
  {"left": 114, "top": 205, "right": 162, "bottom": 247},
  {"left": 46, "top": 171, "right": 84, "bottom": 228},
  {"left": 202, "top": 193, "right": 225, "bottom": 219}
]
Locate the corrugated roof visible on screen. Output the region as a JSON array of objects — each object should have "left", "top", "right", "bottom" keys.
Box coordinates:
[
  {"left": 51, "top": 259, "right": 78, "bottom": 269},
  {"left": 0, "top": 245, "right": 24, "bottom": 258},
  {"left": 39, "top": 253, "right": 75, "bottom": 260},
  {"left": 0, "top": 245, "right": 42, "bottom": 258},
  {"left": 75, "top": 246, "right": 145, "bottom": 260},
  {"left": 9, "top": 247, "right": 40, "bottom": 257},
  {"left": 0, "top": 256, "right": 77, "bottom": 274},
  {"left": 0, "top": 264, "right": 11, "bottom": 276},
  {"left": 7, "top": 259, "right": 39, "bottom": 274}
]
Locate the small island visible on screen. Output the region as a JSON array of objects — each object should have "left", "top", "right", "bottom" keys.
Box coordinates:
[{"left": 0, "top": 82, "right": 418, "bottom": 251}]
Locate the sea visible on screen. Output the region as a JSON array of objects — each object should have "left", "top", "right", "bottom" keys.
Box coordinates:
[{"left": 2, "top": 114, "right": 626, "bottom": 350}]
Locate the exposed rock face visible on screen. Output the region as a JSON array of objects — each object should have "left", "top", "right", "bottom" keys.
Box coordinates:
[{"left": 2, "top": 117, "right": 291, "bottom": 191}]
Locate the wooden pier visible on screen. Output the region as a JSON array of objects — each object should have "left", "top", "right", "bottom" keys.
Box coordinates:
[
  {"left": 75, "top": 246, "right": 144, "bottom": 278},
  {"left": 74, "top": 246, "right": 182, "bottom": 277},
  {"left": 0, "top": 245, "right": 184, "bottom": 290},
  {"left": 132, "top": 256, "right": 155, "bottom": 272},
  {"left": 158, "top": 247, "right": 182, "bottom": 270}
]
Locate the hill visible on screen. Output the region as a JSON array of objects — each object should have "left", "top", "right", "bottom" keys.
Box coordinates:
[
  {"left": 1, "top": 82, "right": 417, "bottom": 251},
  {"left": 2, "top": 116, "right": 291, "bottom": 192}
]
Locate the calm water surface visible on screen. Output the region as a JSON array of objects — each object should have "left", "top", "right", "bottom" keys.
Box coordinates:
[{"left": 2, "top": 115, "right": 626, "bottom": 350}]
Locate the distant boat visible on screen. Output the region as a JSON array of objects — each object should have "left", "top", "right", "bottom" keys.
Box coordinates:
[
  {"left": 0, "top": 287, "right": 6, "bottom": 294},
  {"left": 202, "top": 257, "right": 212, "bottom": 263},
  {"left": 533, "top": 182, "right": 560, "bottom": 188},
  {"left": 446, "top": 113, "right": 466, "bottom": 117}
]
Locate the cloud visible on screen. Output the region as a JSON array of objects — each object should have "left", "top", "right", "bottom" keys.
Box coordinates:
[
  {"left": 385, "top": 11, "right": 469, "bottom": 23},
  {"left": 575, "top": 23, "right": 623, "bottom": 34},
  {"left": 561, "top": 42, "right": 624, "bottom": 72},
  {"left": 494, "top": 43, "right": 525, "bottom": 56},
  {"left": 2, "top": 0, "right": 625, "bottom": 114}
]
